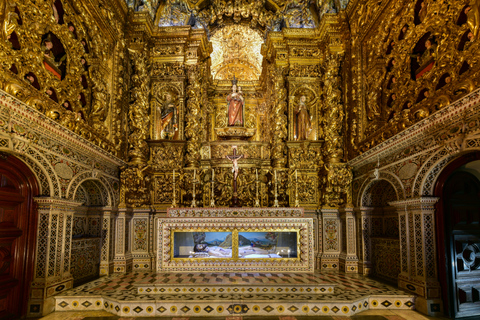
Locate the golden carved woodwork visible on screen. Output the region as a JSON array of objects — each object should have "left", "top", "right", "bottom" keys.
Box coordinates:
[
  {"left": 322, "top": 162, "right": 352, "bottom": 208},
  {"left": 210, "top": 25, "right": 263, "bottom": 81},
  {"left": 16, "top": 0, "right": 479, "bottom": 211},
  {"left": 323, "top": 53, "right": 345, "bottom": 163},
  {"left": 0, "top": 0, "right": 124, "bottom": 156},
  {"left": 149, "top": 140, "right": 186, "bottom": 170},
  {"left": 348, "top": 0, "right": 480, "bottom": 156},
  {"left": 185, "top": 65, "right": 203, "bottom": 167},
  {"left": 120, "top": 164, "right": 151, "bottom": 207},
  {"left": 127, "top": 48, "right": 150, "bottom": 165}
]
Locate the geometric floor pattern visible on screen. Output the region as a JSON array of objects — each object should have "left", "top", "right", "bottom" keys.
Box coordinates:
[
  {"left": 40, "top": 310, "right": 445, "bottom": 320},
  {"left": 54, "top": 272, "right": 416, "bottom": 317},
  {"left": 135, "top": 272, "right": 336, "bottom": 295}
]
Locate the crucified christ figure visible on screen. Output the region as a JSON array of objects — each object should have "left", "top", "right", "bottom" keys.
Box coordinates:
[{"left": 226, "top": 146, "right": 244, "bottom": 207}]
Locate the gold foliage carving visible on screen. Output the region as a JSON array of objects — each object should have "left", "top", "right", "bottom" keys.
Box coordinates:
[
  {"left": 350, "top": 0, "right": 480, "bottom": 156},
  {"left": 210, "top": 25, "right": 263, "bottom": 81},
  {"left": 323, "top": 163, "right": 352, "bottom": 208},
  {"left": 0, "top": 0, "right": 122, "bottom": 155},
  {"left": 128, "top": 48, "right": 150, "bottom": 164},
  {"left": 120, "top": 164, "right": 151, "bottom": 207}
]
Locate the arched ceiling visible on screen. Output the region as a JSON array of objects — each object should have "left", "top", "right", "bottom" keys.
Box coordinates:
[
  {"left": 131, "top": 0, "right": 350, "bottom": 35},
  {"left": 210, "top": 25, "right": 263, "bottom": 80}
]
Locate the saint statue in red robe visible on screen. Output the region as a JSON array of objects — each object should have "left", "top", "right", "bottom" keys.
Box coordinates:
[{"left": 227, "top": 84, "right": 244, "bottom": 126}]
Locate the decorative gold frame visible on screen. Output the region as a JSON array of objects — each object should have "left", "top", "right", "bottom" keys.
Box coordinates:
[
  {"left": 157, "top": 217, "right": 314, "bottom": 273},
  {"left": 170, "top": 228, "right": 301, "bottom": 262}
]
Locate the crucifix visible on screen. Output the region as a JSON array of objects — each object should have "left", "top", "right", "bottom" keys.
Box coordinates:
[{"left": 226, "top": 146, "right": 244, "bottom": 207}]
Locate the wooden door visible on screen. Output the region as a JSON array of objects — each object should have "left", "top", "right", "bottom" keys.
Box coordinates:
[
  {"left": 443, "top": 171, "right": 480, "bottom": 319},
  {"left": 0, "top": 155, "right": 38, "bottom": 319}
]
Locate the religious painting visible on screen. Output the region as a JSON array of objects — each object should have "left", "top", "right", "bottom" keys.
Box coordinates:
[
  {"left": 238, "top": 231, "right": 298, "bottom": 259},
  {"left": 172, "top": 231, "right": 232, "bottom": 258}
]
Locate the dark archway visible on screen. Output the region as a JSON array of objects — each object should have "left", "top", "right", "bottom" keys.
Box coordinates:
[
  {"left": 0, "top": 153, "right": 39, "bottom": 318},
  {"left": 71, "top": 179, "right": 108, "bottom": 286},
  {"left": 434, "top": 152, "right": 480, "bottom": 319},
  {"left": 360, "top": 179, "right": 399, "bottom": 283}
]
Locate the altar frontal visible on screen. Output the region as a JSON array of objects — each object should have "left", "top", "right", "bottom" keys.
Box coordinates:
[{"left": 156, "top": 212, "right": 314, "bottom": 273}]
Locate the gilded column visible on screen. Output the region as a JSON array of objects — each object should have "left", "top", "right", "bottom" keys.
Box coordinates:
[
  {"left": 322, "top": 53, "right": 352, "bottom": 208},
  {"left": 185, "top": 65, "right": 202, "bottom": 168},
  {"left": 272, "top": 66, "right": 288, "bottom": 168},
  {"left": 127, "top": 48, "right": 150, "bottom": 165}
]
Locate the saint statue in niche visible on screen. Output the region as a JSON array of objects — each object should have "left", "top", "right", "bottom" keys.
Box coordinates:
[
  {"left": 414, "top": 0, "right": 428, "bottom": 25},
  {"left": 466, "top": 2, "right": 480, "bottom": 38},
  {"left": 227, "top": 77, "right": 244, "bottom": 126},
  {"left": 156, "top": 93, "right": 178, "bottom": 139},
  {"left": 413, "top": 37, "right": 436, "bottom": 79},
  {"left": 295, "top": 95, "right": 312, "bottom": 140},
  {"left": 41, "top": 33, "right": 66, "bottom": 80}
]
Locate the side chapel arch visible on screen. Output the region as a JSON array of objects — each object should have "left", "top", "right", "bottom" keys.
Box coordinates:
[
  {"left": 0, "top": 147, "right": 58, "bottom": 197},
  {"left": 414, "top": 140, "right": 480, "bottom": 197},
  {"left": 356, "top": 171, "right": 405, "bottom": 208},
  {"left": 358, "top": 177, "right": 401, "bottom": 282},
  {"left": 67, "top": 172, "right": 113, "bottom": 207}
]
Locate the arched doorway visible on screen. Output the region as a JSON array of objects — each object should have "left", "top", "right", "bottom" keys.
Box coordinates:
[
  {"left": 435, "top": 152, "right": 480, "bottom": 319},
  {"left": 71, "top": 179, "right": 109, "bottom": 286},
  {"left": 0, "top": 153, "right": 39, "bottom": 319},
  {"left": 358, "top": 179, "right": 399, "bottom": 281}
]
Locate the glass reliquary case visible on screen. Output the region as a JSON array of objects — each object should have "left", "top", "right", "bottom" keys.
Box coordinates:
[
  {"left": 172, "top": 230, "right": 299, "bottom": 260},
  {"left": 157, "top": 217, "right": 314, "bottom": 273}
]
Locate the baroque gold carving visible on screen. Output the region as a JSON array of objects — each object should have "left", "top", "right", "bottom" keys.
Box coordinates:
[
  {"left": 185, "top": 65, "right": 202, "bottom": 167},
  {"left": 0, "top": 0, "right": 121, "bottom": 155},
  {"left": 210, "top": 25, "right": 263, "bottom": 81},
  {"left": 127, "top": 48, "right": 150, "bottom": 164},
  {"left": 271, "top": 66, "right": 288, "bottom": 168},
  {"left": 351, "top": 0, "right": 480, "bottom": 156},
  {"left": 323, "top": 53, "right": 344, "bottom": 162},
  {"left": 323, "top": 163, "right": 352, "bottom": 208}
]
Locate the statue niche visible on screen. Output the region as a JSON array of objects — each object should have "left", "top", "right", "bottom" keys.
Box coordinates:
[
  {"left": 294, "top": 95, "right": 312, "bottom": 140},
  {"left": 414, "top": 0, "right": 428, "bottom": 25},
  {"left": 227, "top": 78, "right": 244, "bottom": 127},
  {"left": 215, "top": 77, "right": 255, "bottom": 140},
  {"left": 154, "top": 89, "right": 179, "bottom": 140},
  {"left": 41, "top": 32, "right": 67, "bottom": 80},
  {"left": 410, "top": 33, "right": 437, "bottom": 80}
]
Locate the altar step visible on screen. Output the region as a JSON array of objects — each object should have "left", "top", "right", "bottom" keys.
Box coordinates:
[
  {"left": 134, "top": 272, "right": 335, "bottom": 295},
  {"left": 54, "top": 272, "right": 416, "bottom": 318}
]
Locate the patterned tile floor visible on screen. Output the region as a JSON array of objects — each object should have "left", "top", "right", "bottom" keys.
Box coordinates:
[
  {"left": 58, "top": 272, "right": 406, "bottom": 301},
  {"left": 40, "top": 309, "right": 448, "bottom": 320},
  {"left": 134, "top": 272, "right": 332, "bottom": 285},
  {"left": 54, "top": 272, "right": 417, "bottom": 317}
]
